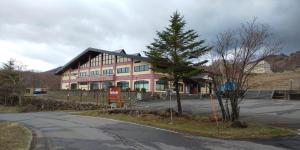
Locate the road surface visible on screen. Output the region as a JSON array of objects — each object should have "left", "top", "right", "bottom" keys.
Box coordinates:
[
  {"left": 0, "top": 112, "right": 298, "bottom": 150},
  {"left": 138, "top": 99, "right": 300, "bottom": 129}
]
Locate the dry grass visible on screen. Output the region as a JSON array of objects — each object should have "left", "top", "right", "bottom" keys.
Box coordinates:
[
  {"left": 248, "top": 71, "right": 300, "bottom": 90},
  {"left": 77, "top": 110, "right": 294, "bottom": 139},
  {"left": 0, "top": 106, "right": 19, "bottom": 113},
  {"left": 0, "top": 121, "right": 32, "bottom": 150}
]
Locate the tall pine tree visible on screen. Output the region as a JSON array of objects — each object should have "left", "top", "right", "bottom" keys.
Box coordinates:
[{"left": 145, "top": 12, "right": 211, "bottom": 116}]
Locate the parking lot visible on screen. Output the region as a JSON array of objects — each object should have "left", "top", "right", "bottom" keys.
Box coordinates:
[{"left": 138, "top": 99, "right": 300, "bottom": 129}]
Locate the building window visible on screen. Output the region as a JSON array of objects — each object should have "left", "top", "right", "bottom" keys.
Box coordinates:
[
  {"left": 90, "top": 82, "right": 99, "bottom": 90},
  {"left": 117, "top": 56, "right": 130, "bottom": 63},
  {"left": 71, "top": 72, "right": 77, "bottom": 76},
  {"left": 103, "top": 53, "right": 113, "bottom": 65},
  {"left": 80, "top": 62, "right": 89, "bottom": 68},
  {"left": 71, "top": 83, "right": 77, "bottom": 90},
  {"left": 90, "top": 54, "right": 101, "bottom": 67},
  {"left": 117, "top": 67, "right": 129, "bottom": 73},
  {"left": 63, "top": 72, "right": 69, "bottom": 77},
  {"left": 79, "top": 82, "right": 88, "bottom": 85},
  {"left": 102, "top": 81, "right": 113, "bottom": 90},
  {"left": 90, "top": 70, "right": 100, "bottom": 76},
  {"left": 103, "top": 69, "right": 113, "bottom": 75},
  {"left": 134, "top": 80, "right": 149, "bottom": 91},
  {"left": 171, "top": 82, "right": 184, "bottom": 92},
  {"left": 156, "top": 80, "right": 168, "bottom": 91},
  {"left": 117, "top": 81, "right": 129, "bottom": 90},
  {"left": 134, "top": 64, "right": 149, "bottom": 72},
  {"left": 25, "top": 88, "right": 31, "bottom": 93},
  {"left": 79, "top": 72, "right": 88, "bottom": 77}
]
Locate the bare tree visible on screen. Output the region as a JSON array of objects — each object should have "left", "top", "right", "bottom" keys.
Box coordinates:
[{"left": 208, "top": 19, "right": 280, "bottom": 122}]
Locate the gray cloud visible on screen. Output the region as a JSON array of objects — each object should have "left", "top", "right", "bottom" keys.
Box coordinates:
[{"left": 0, "top": 0, "right": 299, "bottom": 71}]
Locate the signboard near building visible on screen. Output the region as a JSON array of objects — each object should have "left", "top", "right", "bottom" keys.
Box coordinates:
[{"left": 107, "top": 87, "right": 124, "bottom": 108}]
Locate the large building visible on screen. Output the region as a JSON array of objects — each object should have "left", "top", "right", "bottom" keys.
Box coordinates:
[
  {"left": 248, "top": 60, "right": 273, "bottom": 74},
  {"left": 55, "top": 48, "right": 208, "bottom": 94}
]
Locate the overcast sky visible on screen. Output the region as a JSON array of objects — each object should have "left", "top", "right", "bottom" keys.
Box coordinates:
[{"left": 0, "top": 0, "right": 299, "bottom": 71}]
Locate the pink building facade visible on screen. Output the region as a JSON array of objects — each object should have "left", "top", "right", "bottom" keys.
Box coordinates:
[{"left": 55, "top": 48, "right": 204, "bottom": 94}]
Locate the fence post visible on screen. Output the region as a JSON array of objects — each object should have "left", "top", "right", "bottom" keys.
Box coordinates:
[
  {"left": 96, "top": 90, "right": 99, "bottom": 106},
  {"left": 80, "top": 89, "right": 82, "bottom": 103},
  {"left": 101, "top": 92, "right": 105, "bottom": 107},
  {"left": 67, "top": 89, "right": 70, "bottom": 102}
]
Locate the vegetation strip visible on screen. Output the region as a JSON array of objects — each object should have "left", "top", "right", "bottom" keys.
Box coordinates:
[
  {"left": 77, "top": 110, "right": 294, "bottom": 139},
  {"left": 0, "top": 121, "right": 32, "bottom": 150},
  {"left": 0, "top": 106, "right": 19, "bottom": 113}
]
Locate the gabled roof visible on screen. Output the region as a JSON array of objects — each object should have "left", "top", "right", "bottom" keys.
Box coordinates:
[
  {"left": 55, "top": 47, "right": 149, "bottom": 75},
  {"left": 113, "top": 49, "right": 126, "bottom": 54}
]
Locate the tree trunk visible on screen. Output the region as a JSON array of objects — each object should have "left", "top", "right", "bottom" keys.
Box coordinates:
[
  {"left": 212, "top": 79, "right": 229, "bottom": 122},
  {"left": 230, "top": 96, "right": 240, "bottom": 121},
  {"left": 215, "top": 91, "right": 226, "bottom": 122},
  {"left": 174, "top": 80, "right": 182, "bottom": 116},
  {"left": 18, "top": 94, "right": 22, "bottom": 111}
]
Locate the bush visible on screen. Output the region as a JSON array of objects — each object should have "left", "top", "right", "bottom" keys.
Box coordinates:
[
  {"left": 21, "top": 97, "right": 103, "bottom": 112},
  {"left": 0, "top": 96, "right": 19, "bottom": 106},
  {"left": 125, "top": 88, "right": 131, "bottom": 92},
  {"left": 20, "top": 104, "right": 38, "bottom": 112},
  {"left": 141, "top": 88, "right": 146, "bottom": 93},
  {"left": 229, "top": 121, "right": 248, "bottom": 128}
]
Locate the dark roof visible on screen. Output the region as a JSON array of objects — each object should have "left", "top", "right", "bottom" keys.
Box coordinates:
[
  {"left": 131, "top": 53, "right": 141, "bottom": 56},
  {"left": 113, "top": 49, "right": 126, "bottom": 54},
  {"left": 190, "top": 73, "right": 210, "bottom": 80},
  {"left": 55, "top": 47, "right": 149, "bottom": 75}
]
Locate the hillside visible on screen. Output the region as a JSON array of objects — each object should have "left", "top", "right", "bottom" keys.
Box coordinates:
[
  {"left": 266, "top": 51, "right": 300, "bottom": 72},
  {"left": 44, "top": 66, "right": 62, "bottom": 74},
  {"left": 248, "top": 70, "right": 300, "bottom": 90}
]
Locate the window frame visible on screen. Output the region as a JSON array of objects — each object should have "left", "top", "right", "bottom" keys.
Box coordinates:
[
  {"left": 155, "top": 80, "right": 167, "bottom": 91},
  {"left": 117, "top": 67, "right": 129, "bottom": 74},
  {"left": 134, "top": 64, "right": 150, "bottom": 72},
  {"left": 134, "top": 80, "right": 149, "bottom": 91},
  {"left": 102, "top": 69, "right": 113, "bottom": 75},
  {"left": 117, "top": 81, "right": 129, "bottom": 90}
]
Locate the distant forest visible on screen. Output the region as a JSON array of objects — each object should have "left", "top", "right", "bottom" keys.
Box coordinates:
[
  {"left": 24, "top": 67, "right": 61, "bottom": 90},
  {"left": 265, "top": 51, "right": 300, "bottom": 72}
]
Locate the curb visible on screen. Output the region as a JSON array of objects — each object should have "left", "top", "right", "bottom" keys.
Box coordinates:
[{"left": 21, "top": 124, "right": 33, "bottom": 150}]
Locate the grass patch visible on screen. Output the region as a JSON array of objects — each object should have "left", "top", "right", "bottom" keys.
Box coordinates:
[
  {"left": 77, "top": 110, "right": 294, "bottom": 139},
  {"left": 0, "top": 105, "right": 19, "bottom": 113},
  {"left": 0, "top": 121, "right": 32, "bottom": 150}
]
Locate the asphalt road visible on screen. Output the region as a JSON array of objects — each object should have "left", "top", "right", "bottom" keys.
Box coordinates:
[
  {"left": 0, "top": 112, "right": 294, "bottom": 150},
  {"left": 137, "top": 99, "right": 300, "bottom": 129}
]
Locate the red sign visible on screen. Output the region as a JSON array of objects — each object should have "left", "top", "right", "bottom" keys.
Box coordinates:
[
  {"left": 108, "top": 87, "right": 121, "bottom": 100},
  {"left": 107, "top": 87, "right": 124, "bottom": 108}
]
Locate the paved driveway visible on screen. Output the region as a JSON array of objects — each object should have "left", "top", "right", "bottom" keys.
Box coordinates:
[
  {"left": 0, "top": 112, "right": 295, "bottom": 150},
  {"left": 138, "top": 99, "right": 300, "bottom": 128}
]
